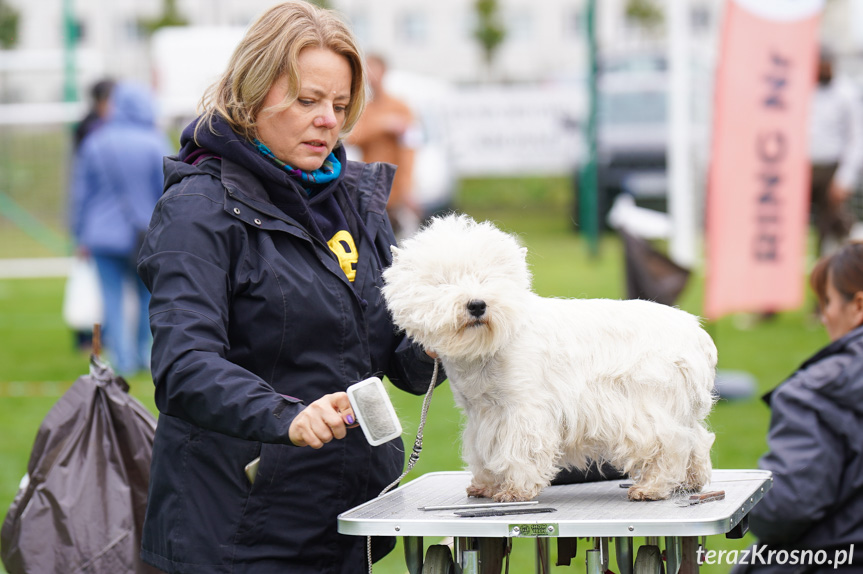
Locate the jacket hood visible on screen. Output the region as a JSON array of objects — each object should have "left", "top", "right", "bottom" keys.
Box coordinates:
[
  {"left": 172, "top": 114, "right": 360, "bottom": 246},
  {"left": 108, "top": 82, "right": 157, "bottom": 127},
  {"left": 766, "top": 324, "right": 863, "bottom": 412},
  {"left": 177, "top": 114, "right": 346, "bottom": 200},
  {"left": 809, "top": 324, "right": 863, "bottom": 410}
]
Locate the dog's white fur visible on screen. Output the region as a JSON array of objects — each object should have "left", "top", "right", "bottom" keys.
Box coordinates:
[{"left": 382, "top": 214, "right": 717, "bottom": 502}]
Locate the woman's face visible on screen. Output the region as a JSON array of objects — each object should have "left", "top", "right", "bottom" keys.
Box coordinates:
[
  {"left": 820, "top": 272, "right": 863, "bottom": 341},
  {"left": 256, "top": 47, "right": 352, "bottom": 172}
]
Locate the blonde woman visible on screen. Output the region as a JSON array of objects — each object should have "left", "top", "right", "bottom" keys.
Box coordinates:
[{"left": 138, "top": 3, "right": 442, "bottom": 572}]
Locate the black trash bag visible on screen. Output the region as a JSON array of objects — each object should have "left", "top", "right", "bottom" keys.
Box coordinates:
[
  {"left": 1, "top": 357, "right": 159, "bottom": 574},
  {"left": 621, "top": 229, "right": 691, "bottom": 306}
]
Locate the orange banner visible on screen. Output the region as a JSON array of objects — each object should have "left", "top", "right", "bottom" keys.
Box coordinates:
[{"left": 705, "top": 0, "right": 822, "bottom": 319}]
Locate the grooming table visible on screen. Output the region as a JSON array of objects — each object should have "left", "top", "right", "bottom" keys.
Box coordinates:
[{"left": 338, "top": 469, "right": 772, "bottom": 573}]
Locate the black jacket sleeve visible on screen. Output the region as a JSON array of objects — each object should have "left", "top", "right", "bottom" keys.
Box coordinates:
[{"left": 387, "top": 336, "right": 446, "bottom": 395}]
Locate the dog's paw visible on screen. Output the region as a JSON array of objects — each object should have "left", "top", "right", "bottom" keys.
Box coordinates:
[
  {"left": 627, "top": 485, "right": 668, "bottom": 501},
  {"left": 466, "top": 484, "right": 493, "bottom": 498},
  {"left": 491, "top": 487, "right": 539, "bottom": 503},
  {"left": 492, "top": 491, "right": 532, "bottom": 503}
]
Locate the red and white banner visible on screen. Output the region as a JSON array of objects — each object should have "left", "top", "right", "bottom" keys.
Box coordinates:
[{"left": 705, "top": 0, "right": 823, "bottom": 319}]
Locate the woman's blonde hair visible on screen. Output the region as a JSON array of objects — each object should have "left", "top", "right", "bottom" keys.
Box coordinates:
[{"left": 196, "top": 0, "right": 366, "bottom": 143}]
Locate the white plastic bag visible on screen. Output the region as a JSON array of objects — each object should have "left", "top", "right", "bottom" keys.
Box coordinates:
[{"left": 62, "top": 256, "right": 103, "bottom": 330}]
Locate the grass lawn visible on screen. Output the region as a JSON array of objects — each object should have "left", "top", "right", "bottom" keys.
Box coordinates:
[{"left": 0, "top": 175, "right": 829, "bottom": 573}]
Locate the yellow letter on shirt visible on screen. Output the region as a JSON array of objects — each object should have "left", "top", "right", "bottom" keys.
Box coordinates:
[{"left": 327, "top": 230, "right": 358, "bottom": 282}]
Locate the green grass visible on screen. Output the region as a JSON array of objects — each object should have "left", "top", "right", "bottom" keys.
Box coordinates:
[{"left": 0, "top": 175, "right": 829, "bottom": 573}]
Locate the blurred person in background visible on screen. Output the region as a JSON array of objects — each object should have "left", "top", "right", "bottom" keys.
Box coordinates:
[
  {"left": 137, "top": 2, "right": 442, "bottom": 572},
  {"left": 70, "top": 81, "right": 170, "bottom": 375},
  {"left": 809, "top": 46, "right": 863, "bottom": 257},
  {"left": 732, "top": 241, "right": 863, "bottom": 573},
  {"left": 74, "top": 78, "right": 114, "bottom": 151},
  {"left": 68, "top": 78, "right": 115, "bottom": 352},
  {"left": 347, "top": 53, "right": 420, "bottom": 239}
]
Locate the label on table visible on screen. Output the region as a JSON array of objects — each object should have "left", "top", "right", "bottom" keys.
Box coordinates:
[{"left": 509, "top": 523, "right": 559, "bottom": 537}]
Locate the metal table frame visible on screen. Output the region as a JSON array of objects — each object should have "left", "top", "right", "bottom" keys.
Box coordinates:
[{"left": 338, "top": 469, "right": 773, "bottom": 573}]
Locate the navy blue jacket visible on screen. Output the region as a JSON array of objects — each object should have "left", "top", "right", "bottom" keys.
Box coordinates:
[
  {"left": 138, "top": 139, "right": 441, "bottom": 573},
  {"left": 734, "top": 325, "right": 863, "bottom": 573}
]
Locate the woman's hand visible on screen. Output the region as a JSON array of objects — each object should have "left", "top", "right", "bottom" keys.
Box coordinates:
[{"left": 289, "top": 392, "right": 358, "bottom": 448}]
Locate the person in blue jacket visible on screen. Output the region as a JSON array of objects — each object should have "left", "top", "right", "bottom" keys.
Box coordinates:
[
  {"left": 137, "top": 3, "right": 444, "bottom": 573},
  {"left": 70, "top": 81, "right": 170, "bottom": 375},
  {"left": 732, "top": 240, "right": 863, "bottom": 573}
]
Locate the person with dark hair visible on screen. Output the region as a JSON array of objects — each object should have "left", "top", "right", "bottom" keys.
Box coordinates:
[
  {"left": 137, "top": 2, "right": 442, "bottom": 572},
  {"left": 732, "top": 241, "right": 863, "bottom": 573},
  {"left": 73, "top": 79, "right": 115, "bottom": 150}
]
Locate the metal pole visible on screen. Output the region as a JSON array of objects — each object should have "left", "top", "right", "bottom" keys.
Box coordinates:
[
  {"left": 666, "top": 536, "right": 683, "bottom": 574},
  {"left": 667, "top": 0, "right": 696, "bottom": 267},
  {"left": 578, "top": 0, "right": 599, "bottom": 256},
  {"left": 615, "top": 537, "right": 633, "bottom": 574},
  {"left": 404, "top": 537, "right": 423, "bottom": 574},
  {"left": 585, "top": 549, "right": 602, "bottom": 574},
  {"left": 62, "top": 0, "right": 78, "bottom": 104},
  {"left": 535, "top": 538, "right": 550, "bottom": 574}
]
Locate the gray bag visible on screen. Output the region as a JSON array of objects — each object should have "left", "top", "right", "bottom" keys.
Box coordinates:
[{"left": 1, "top": 357, "right": 158, "bottom": 574}]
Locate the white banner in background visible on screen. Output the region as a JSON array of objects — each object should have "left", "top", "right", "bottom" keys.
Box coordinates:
[{"left": 443, "top": 86, "right": 586, "bottom": 177}]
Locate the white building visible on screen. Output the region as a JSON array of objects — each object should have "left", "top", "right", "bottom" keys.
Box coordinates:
[
  {"left": 1, "top": 0, "right": 731, "bottom": 101},
  {"left": 4, "top": 0, "right": 862, "bottom": 104}
]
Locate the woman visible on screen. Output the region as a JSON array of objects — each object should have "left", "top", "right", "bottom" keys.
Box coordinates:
[
  {"left": 70, "top": 81, "right": 170, "bottom": 374},
  {"left": 733, "top": 241, "right": 863, "bottom": 573},
  {"left": 137, "top": 3, "right": 442, "bottom": 572}
]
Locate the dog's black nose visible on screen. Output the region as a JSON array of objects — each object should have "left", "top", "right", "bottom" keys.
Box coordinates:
[{"left": 467, "top": 300, "right": 487, "bottom": 318}]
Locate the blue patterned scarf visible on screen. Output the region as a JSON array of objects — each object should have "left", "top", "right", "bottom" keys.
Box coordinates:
[{"left": 253, "top": 139, "right": 341, "bottom": 193}]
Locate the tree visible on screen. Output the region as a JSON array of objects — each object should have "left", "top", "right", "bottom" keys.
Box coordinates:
[
  {"left": 139, "top": 0, "right": 188, "bottom": 36},
  {"left": 625, "top": 0, "right": 663, "bottom": 29},
  {"left": 473, "top": 0, "right": 506, "bottom": 75},
  {"left": 0, "top": 0, "right": 19, "bottom": 49}
]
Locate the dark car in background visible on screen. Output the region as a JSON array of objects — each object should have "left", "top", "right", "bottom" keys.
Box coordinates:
[
  {"left": 576, "top": 51, "right": 715, "bottom": 233},
  {"left": 577, "top": 54, "right": 669, "bottom": 231},
  {"left": 596, "top": 66, "right": 669, "bottom": 216}
]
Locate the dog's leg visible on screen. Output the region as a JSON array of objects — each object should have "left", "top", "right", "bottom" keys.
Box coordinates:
[
  {"left": 682, "top": 426, "right": 715, "bottom": 492},
  {"left": 626, "top": 425, "right": 714, "bottom": 501},
  {"left": 461, "top": 413, "right": 500, "bottom": 498},
  {"left": 625, "top": 428, "right": 688, "bottom": 501},
  {"left": 627, "top": 471, "right": 678, "bottom": 501},
  {"left": 463, "top": 406, "right": 559, "bottom": 502},
  {"left": 465, "top": 470, "right": 498, "bottom": 499}
]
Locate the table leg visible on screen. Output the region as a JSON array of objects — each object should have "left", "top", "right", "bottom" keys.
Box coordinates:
[
  {"left": 615, "top": 537, "right": 634, "bottom": 574},
  {"left": 596, "top": 537, "right": 610, "bottom": 571},
  {"left": 461, "top": 549, "right": 480, "bottom": 574},
  {"left": 679, "top": 537, "right": 701, "bottom": 574},
  {"left": 536, "top": 538, "right": 550, "bottom": 574},
  {"left": 586, "top": 549, "right": 603, "bottom": 574},
  {"left": 405, "top": 536, "right": 423, "bottom": 574},
  {"left": 665, "top": 536, "right": 682, "bottom": 574}
]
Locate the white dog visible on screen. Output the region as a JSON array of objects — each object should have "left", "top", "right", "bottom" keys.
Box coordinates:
[{"left": 382, "top": 214, "right": 717, "bottom": 502}]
